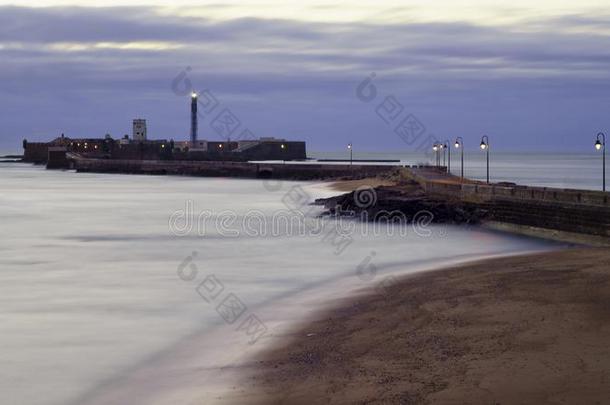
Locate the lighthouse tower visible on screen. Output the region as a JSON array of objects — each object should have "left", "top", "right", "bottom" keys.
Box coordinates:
[{"left": 190, "top": 92, "right": 198, "bottom": 144}]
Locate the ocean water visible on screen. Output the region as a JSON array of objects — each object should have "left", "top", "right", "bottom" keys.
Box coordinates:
[
  {"left": 0, "top": 162, "right": 562, "bottom": 405},
  {"left": 309, "top": 151, "right": 609, "bottom": 191}
]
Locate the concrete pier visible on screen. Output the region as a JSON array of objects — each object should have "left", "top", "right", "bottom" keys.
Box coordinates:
[
  {"left": 408, "top": 167, "right": 610, "bottom": 242},
  {"left": 66, "top": 153, "right": 402, "bottom": 180}
]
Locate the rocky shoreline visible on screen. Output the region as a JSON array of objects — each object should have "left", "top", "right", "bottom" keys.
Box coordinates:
[{"left": 315, "top": 180, "right": 488, "bottom": 225}]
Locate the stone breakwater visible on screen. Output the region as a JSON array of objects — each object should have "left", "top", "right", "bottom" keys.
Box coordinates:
[
  {"left": 421, "top": 178, "right": 610, "bottom": 242},
  {"left": 317, "top": 173, "right": 610, "bottom": 245},
  {"left": 68, "top": 155, "right": 402, "bottom": 181},
  {"left": 315, "top": 181, "right": 487, "bottom": 225}
]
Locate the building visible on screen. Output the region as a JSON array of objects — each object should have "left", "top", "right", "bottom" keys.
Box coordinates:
[
  {"left": 22, "top": 97, "right": 306, "bottom": 165},
  {"left": 133, "top": 119, "right": 147, "bottom": 141},
  {"left": 23, "top": 133, "right": 306, "bottom": 165}
]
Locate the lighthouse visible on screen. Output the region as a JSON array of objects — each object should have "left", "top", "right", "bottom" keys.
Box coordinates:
[{"left": 190, "top": 92, "right": 198, "bottom": 144}]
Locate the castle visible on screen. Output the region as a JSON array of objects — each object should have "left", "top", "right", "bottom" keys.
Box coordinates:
[{"left": 22, "top": 121, "right": 306, "bottom": 166}]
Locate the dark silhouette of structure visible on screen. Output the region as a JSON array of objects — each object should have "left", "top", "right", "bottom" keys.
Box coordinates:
[{"left": 191, "top": 92, "right": 198, "bottom": 144}]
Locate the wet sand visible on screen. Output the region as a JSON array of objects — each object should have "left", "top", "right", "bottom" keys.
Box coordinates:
[{"left": 238, "top": 248, "right": 610, "bottom": 404}]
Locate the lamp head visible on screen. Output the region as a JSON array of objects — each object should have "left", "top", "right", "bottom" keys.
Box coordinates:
[
  {"left": 432, "top": 145, "right": 438, "bottom": 151},
  {"left": 191, "top": 92, "right": 197, "bottom": 99},
  {"left": 480, "top": 141, "right": 487, "bottom": 150},
  {"left": 595, "top": 140, "right": 603, "bottom": 150},
  {"left": 454, "top": 142, "right": 460, "bottom": 148},
  {"left": 281, "top": 144, "right": 285, "bottom": 149},
  {"left": 347, "top": 143, "right": 352, "bottom": 149}
]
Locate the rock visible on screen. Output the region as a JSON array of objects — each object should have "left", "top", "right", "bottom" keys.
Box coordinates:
[{"left": 316, "top": 184, "right": 488, "bottom": 225}]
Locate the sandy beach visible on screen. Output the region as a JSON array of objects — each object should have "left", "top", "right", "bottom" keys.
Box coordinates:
[{"left": 235, "top": 248, "right": 610, "bottom": 404}]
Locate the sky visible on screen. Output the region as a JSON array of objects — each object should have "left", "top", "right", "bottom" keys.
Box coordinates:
[{"left": 1, "top": 0, "right": 610, "bottom": 153}]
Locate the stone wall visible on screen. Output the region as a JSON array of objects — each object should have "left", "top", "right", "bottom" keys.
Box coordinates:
[
  {"left": 47, "top": 147, "right": 69, "bottom": 169},
  {"left": 70, "top": 155, "right": 397, "bottom": 180},
  {"left": 240, "top": 141, "right": 307, "bottom": 161},
  {"left": 420, "top": 178, "right": 610, "bottom": 238},
  {"left": 424, "top": 181, "right": 610, "bottom": 208},
  {"left": 23, "top": 142, "right": 49, "bottom": 163}
]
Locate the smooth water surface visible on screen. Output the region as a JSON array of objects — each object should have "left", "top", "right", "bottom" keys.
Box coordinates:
[{"left": 0, "top": 163, "right": 559, "bottom": 405}]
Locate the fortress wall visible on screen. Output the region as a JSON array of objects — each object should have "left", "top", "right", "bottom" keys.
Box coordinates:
[{"left": 23, "top": 143, "right": 49, "bottom": 163}]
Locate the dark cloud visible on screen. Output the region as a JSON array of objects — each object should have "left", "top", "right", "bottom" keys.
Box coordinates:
[
  {"left": 1, "top": 6, "right": 610, "bottom": 153},
  {"left": 2, "top": 6, "right": 609, "bottom": 77},
  {"left": 0, "top": 6, "right": 326, "bottom": 43}
]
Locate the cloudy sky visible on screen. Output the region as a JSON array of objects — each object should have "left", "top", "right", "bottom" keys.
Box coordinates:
[{"left": 1, "top": 0, "right": 609, "bottom": 153}]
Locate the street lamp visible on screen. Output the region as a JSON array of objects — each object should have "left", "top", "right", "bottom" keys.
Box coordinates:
[
  {"left": 281, "top": 144, "right": 286, "bottom": 164},
  {"left": 454, "top": 137, "right": 464, "bottom": 180},
  {"left": 439, "top": 143, "right": 446, "bottom": 168},
  {"left": 347, "top": 143, "right": 353, "bottom": 166},
  {"left": 480, "top": 135, "right": 490, "bottom": 184},
  {"left": 443, "top": 140, "right": 451, "bottom": 174},
  {"left": 595, "top": 132, "right": 606, "bottom": 192},
  {"left": 432, "top": 143, "right": 440, "bottom": 167}
]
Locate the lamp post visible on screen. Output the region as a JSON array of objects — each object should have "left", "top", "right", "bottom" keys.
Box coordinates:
[
  {"left": 281, "top": 143, "right": 286, "bottom": 164},
  {"left": 432, "top": 143, "right": 439, "bottom": 167},
  {"left": 480, "top": 135, "right": 490, "bottom": 184},
  {"left": 347, "top": 143, "right": 353, "bottom": 166},
  {"left": 595, "top": 132, "right": 606, "bottom": 192},
  {"left": 444, "top": 140, "right": 451, "bottom": 174},
  {"left": 454, "top": 137, "right": 464, "bottom": 181}
]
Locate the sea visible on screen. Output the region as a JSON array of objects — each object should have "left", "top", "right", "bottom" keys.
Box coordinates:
[
  {"left": 312, "top": 150, "right": 609, "bottom": 191},
  {"left": 0, "top": 152, "right": 602, "bottom": 404}
]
